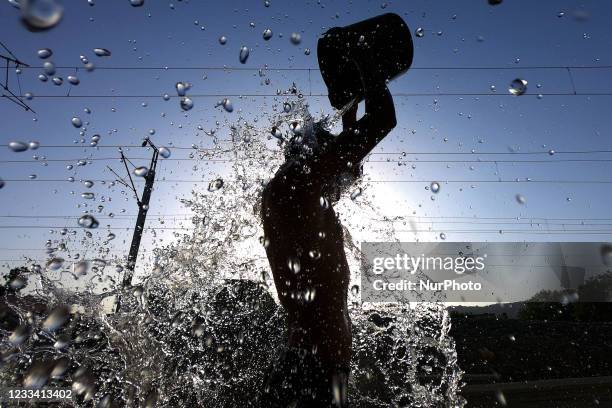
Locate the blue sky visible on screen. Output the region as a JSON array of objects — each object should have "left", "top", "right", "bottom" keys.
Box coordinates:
[{"left": 1, "top": 0, "right": 612, "bottom": 280}]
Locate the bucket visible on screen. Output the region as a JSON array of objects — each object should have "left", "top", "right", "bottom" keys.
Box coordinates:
[{"left": 317, "top": 13, "right": 414, "bottom": 110}]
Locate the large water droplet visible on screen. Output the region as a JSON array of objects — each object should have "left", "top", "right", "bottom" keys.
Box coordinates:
[
  {"left": 9, "top": 141, "right": 29, "bottom": 152},
  {"left": 290, "top": 32, "right": 301, "bottom": 45},
  {"left": 78, "top": 214, "right": 99, "bottom": 228},
  {"left": 219, "top": 98, "right": 233, "bottom": 112},
  {"left": 93, "top": 48, "right": 111, "bottom": 57},
  {"left": 287, "top": 257, "right": 301, "bottom": 274},
  {"left": 74, "top": 260, "right": 89, "bottom": 275},
  {"left": 67, "top": 75, "right": 80, "bottom": 85},
  {"left": 46, "top": 257, "right": 64, "bottom": 271},
  {"left": 208, "top": 178, "right": 224, "bottom": 192},
  {"left": 159, "top": 147, "right": 171, "bottom": 158},
  {"left": 508, "top": 78, "right": 528, "bottom": 96},
  {"left": 218, "top": 36, "right": 227, "bottom": 45},
  {"left": 600, "top": 244, "right": 612, "bottom": 267},
  {"left": 83, "top": 180, "right": 94, "bottom": 188},
  {"left": 415, "top": 27, "right": 424, "bottom": 37},
  {"left": 350, "top": 187, "right": 362, "bottom": 200},
  {"left": 239, "top": 46, "right": 250, "bottom": 64},
  {"left": 37, "top": 48, "right": 52, "bottom": 59},
  {"left": 134, "top": 166, "right": 149, "bottom": 177},
  {"left": 308, "top": 249, "right": 321, "bottom": 260},
  {"left": 180, "top": 97, "right": 194, "bottom": 111},
  {"left": 51, "top": 76, "right": 63, "bottom": 86},
  {"left": 81, "top": 192, "right": 95, "bottom": 200},
  {"left": 262, "top": 28, "right": 273, "bottom": 40},
  {"left": 175, "top": 81, "right": 190, "bottom": 96},
  {"left": 43, "top": 305, "right": 70, "bottom": 332},
  {"left": 71, "top": 117, "right": 83, "bottom": 128},
  {"left": 21, "top": 0, "right": 64, "bottom": 31},
  {"left": 43, "top": 61, "right": 55, "bottom": 75},
  {"left": 431, "top": 181, "right": 440, "bottom": 193}
]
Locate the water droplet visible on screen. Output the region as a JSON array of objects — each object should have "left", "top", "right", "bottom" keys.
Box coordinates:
[
  {"left": 600, "top": 244, "right": 612, "bottom": 267},
  {"left": 351, "top": 285, "right": 359, "bottom": 296},
  {"left": 134, "top": 166, "right": 148, "bottom": 177},
  {"left": 308, "top": 249, "right": 321, "bottom": 260},
  {"left": 83, "top": 180, "right": 94, "bottom": 188},
  {"left": 175, "top": 81, "right": 190, "bottom": 96},
  {"left": 290, "top": 32, "right": 301, "bottom": 45},
  {"left": 221, "top": 98, "right": 233, "bottom": 112},
  {"left": 21, "top": 0, "right": 64, "bottom": 31},
  {"left": 350, "top": 187, "right": 362, "bottom": 200},
  {"left": 74, "top": 260, "right": 89, "bottom": 275},
  {"left": 262, "top": 28, "right": 273, "bottom": 40},
  {"left": 548, "top": 149, "right": 555, "bottom": 156},
  {"left": 283, "top": 101, "right": 292, "bottom": 112},
  {"left": 218, "top": 35, "right": 227, "bottom": 45},
  {"left": 239, "top": 46, "right": 250, "bottom": 64},
  {"left": 51, "top": 76, "right": 63, "bottom": 85},
  {"left": 415, "top": 27, "right": 424, "bottom": 37},
  {"left": 78, "top": 214, "right": 99, "bottom": 228},
  {"left": 93, "top": 48, "right": 111, "bottom": 57},
  {"left": 46, "top": 257, "right": 64, "bottom": 270},
  {"left": 43, "top": 305, "right": 70, "bottom": 332},
  {"left": 0, "top": 178, "right": 5, "bottom": 189},
  {"left": 319, "top": 196, "right": 329, "bottom": 209},
  {"left": 180, "top": 97, "right": 194, "bottom": 111},
  {"left": 430, "top": 181, "right": 440, "bottom": 193},
  {"left": 107, "top": 232, "right": 116, "bottom": 241},
  {"left": 287, "top": 257, "right": 301, "bottom": 274},
  {"left": 38, "top": 73, "right": 48, "bottom": 82},
  {"left": 159, "top": 147, "right": 171, "bottom": 158},
  {"left": 67, "top": 75, "right": 79, "bottom": 85},
  {"left": 440, "top": 232, "right": 447, "bottom": 240},
  {"left": 37, "top": 48, "right": 52, "bottom": 58},
  {"left": 508, "top": 78, "right": 528, "bottom": 96},
  {"left": 557, "top": 11, "right": 565, "bottom": 18},
  {"left": 130, "top": 0, "right": 144, "bottom": 6},
  {"left": 515, "top": 194, "right": 526, "bottom": 204},
  {"left": 71, "top": 117, "right": 83, "bottom": 128},
  {"left": 25, "top": 92, "right": 34, "bottom": 99},
  {"left": 43, "top": 61, "right": 55, "bottom": 75},
  {"left": 9, "top": 325, "right": 30, "bottom": 346},
  {"left": 9, "top": 141, "right": 29, "bottom": 152},
  {"left": 81, "top": 192, "right": 94, "bottom": 200},
  {"left": 208, "top": 178, "right": 224, "bottom": 192}
]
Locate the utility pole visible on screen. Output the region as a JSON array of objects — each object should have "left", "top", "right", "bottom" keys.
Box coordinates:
[
  {"left": 107, "top": 138, "right": 159, "bottom": 289},
  {"left": 0, "top": 41, "right": 34, "bottom": 112}
]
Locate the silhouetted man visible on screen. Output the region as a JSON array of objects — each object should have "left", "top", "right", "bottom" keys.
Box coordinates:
[{"left": 260, "top": 59, "right": 397, "bottom": 407}]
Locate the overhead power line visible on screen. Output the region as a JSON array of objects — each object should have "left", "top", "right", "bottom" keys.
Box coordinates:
[
  {"left": 2, "top": 178, "right": 612, "bottom": 184},
  {"left": 3, "top": 146, "right": 612, "bottom": 155},
  {"left": 6, "top": 157, "right": 612, "bottom": 164},
  {"left": 4, "top": 92, "right": 612, "bottom": 99},
  {"left": 14, "top": 64, "right": 612, "bottom": 71}
]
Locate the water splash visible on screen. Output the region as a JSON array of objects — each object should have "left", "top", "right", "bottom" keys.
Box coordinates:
[{"left": 0, "top": 99, "right": 464, "bottom": 407}]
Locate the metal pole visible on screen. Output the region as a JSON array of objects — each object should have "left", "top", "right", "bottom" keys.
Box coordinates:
[{"left": 123, "top": 148, "right": 159, "bottom": 287}]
